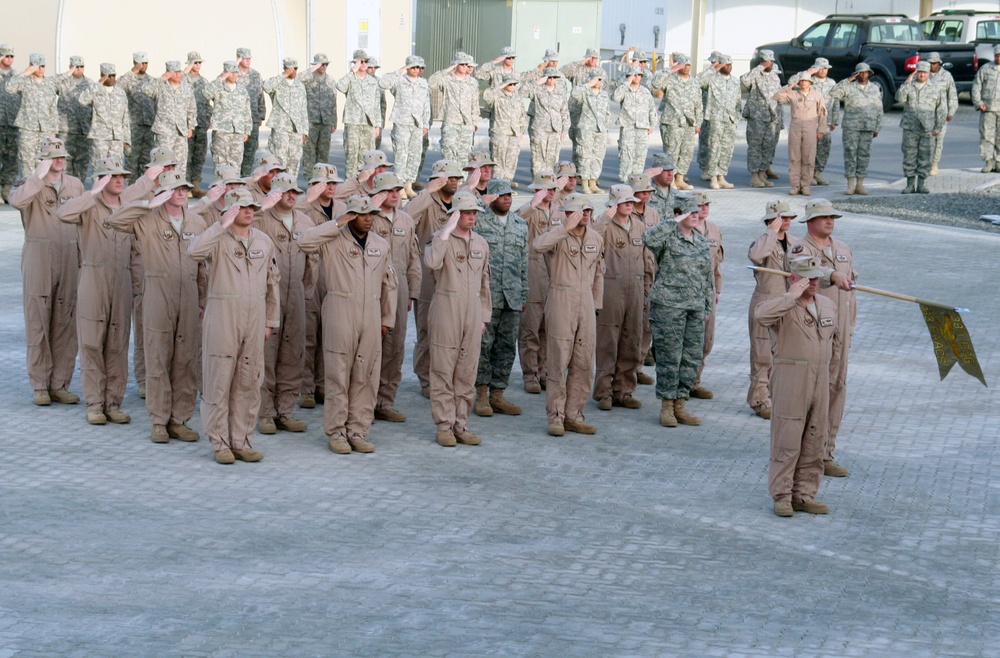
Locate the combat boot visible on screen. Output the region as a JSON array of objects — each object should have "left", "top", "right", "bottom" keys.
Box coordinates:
[
  {"left": 750, "top": 171, "right": 766, "bottom": 188},
  {"left": 564, "top": 419, "right": 597, "bottom": 434},
  {"left": 524, "top": 378, "right": 542, "bottom": 394},
  {"left": 474, "top": 385, "right": 494, "bottom": 416},
  {"left": 232, "top": 447, "right": 264, "bottom": 462},
  {"left": 299, "top": 393, "right": 316, "bottom": 408},
  {"left": 690, "top": 386, "right": 713, "bottom": 400},
  {"left": 673, "top": 398, "right": 701, "bottom": 426},
  {"left": 799, "top": 186, "right": 811, "bottom": 197},
  {"left": 489, "top": 388, "right": 522, "bottom": 415},
  {"left": 597, "top": 396, "right": 612, "bottom": 410},
  {"left": 258, "top": 417, "right": 277, "bottom": 434},
  {"left": 347, "top": 436, "right": 375, "bottom": 453},
  {"left": 138, "top": 382, "right": 146, "bottom": 399},
  {"left": 844, "top": 177, "right": 856, "bottom": 195},
  {"left": 454, "top": 428, "right": 482, "bottom": 445},
  {"left": 50, "top": 389, "right": 80, "bottom": 404},
  {"left": 709, "top": 175, "right": 721, "bottom": 190},
  {"left": 591, "top": 179, "right": 604, "bottom": 194},
  {"left": 191, "top": 180, "right": 206, "bottom": 198},
  {"left": 765, "top": 166, "right": 779, "bottom": 179},
  {"left": 983, "top": 160, "right": 995, "bottom": 173},
  {"left": 214, "top": 448, "right": 235, "bottom": 464},
  {"left": 773, "top": 500, "right": 794, "bottom": 517},
  {"left": 547, "top": 421, "right": 565, "bottom": 436},
  {"left": 792, "top": 499, "right": 829, "bottom": 514},
  {"left": 915, "top": 177, "right": 930, "bottom": 194},
  {"left": 275, "top": 415, "right": 308, "bottom": 432},
  {"left": 87, "top": 408, "right": 107, "bottom": 425},
  {"left": 637, "top": 371, "right": 654, "bottom": 385},
  {"left": 374, "top": 406, "right": 406, "bottom": 422},
  {"left": 33, "top": 389, "right": 51, "bottom": 406},
  {"left": 612, "top": 395, "right": 641, "bottom": 409},
  {"left": 756, "top": 406, "right": 772, "bottom": 420},
  {"left": 824, "top": 460, "right": 849, "bottom": 477},
  {"left": 659, "top": 399, "right": 677, "bottom": 427},
  {"left": 436, "top": 429, "right": 457, "bottom": 447},
  {"left": 167, "top": 423, "right": 200, "bottom": 442},
  {"left": 151, "top": 424, "right": 170, "bottom": 443},
  {"left": 762, "top": 171, "right": 774, "bottom": 187},
  {"left": 717, "top": 174, "right": 734, "bottom": 189},
  {"left": 929, "top": 162, "right": 939, "bottom": 176},
  {"left": 813, "top": 171, "right": 829, "bottom": 185},
  {"left": 700, "top": 171, "right": 712, "bottom": 181},
  {"left": 675, "top": 173, "right": 693, "bottom": 190},
  {"left": 854, "top": 178, "right": 868, "bottom": 195},
  {"left": 105, "top": 406, "right": 131, "bottom": 424},
  {"left": 403, "top": 182, "right": 415, "bottom": 199},
  {"left": 328, "top": 436, "right": 351, "bottom": 454},
  {"left": 901, "top": 176, "right": 916, "bottom": 194}
]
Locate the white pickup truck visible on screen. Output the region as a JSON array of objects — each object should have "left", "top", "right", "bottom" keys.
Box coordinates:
[{"left": 919, "top": 9, "right": 1000, "bottom": 64}]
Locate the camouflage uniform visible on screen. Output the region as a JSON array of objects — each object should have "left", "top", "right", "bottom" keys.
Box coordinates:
[
  {"left": 302, "top": 69, "right": 337, "bottom": 175},
  {"left": 648, "top": 183, "right": 674, "bottom": 222},
  {"left": 335, "top": 71, "right": 380, "bottom": 177},
  {"left": 929, "top": 67, "right": 958, "bottom": 166},
  {"left": 262, "top": 76, "right": 309, "bottom": 178},
  {"left": 55, "top": 72, "right": 94, "bottom": 180},
  {"left": 570, "top": 83, "right": 611, "bottom": 180},
  {"left": 379, "top": 71, "right": 431, "bottom": 184},
  {"left": 118, "top": 69, "right": 156, "bottom": 179},
  {"left": 809, "top": 75, "right": 839, "bottom": 179},
  {"left": 428, "top": 69, "right": 479, "bottom": 164},
  {"left": 474, "top": 59, "right": 520, "bottom": 89},
  {"left": 896, "top": 78, "right": 945, "bottom": 179},
  {"left": 695, "top": 67, "right": 713, "bottom": 175},
  {"left": 643, "top": 218, "right": 713, "bottom": 401},
  {"left": 7, "top": 73, "right": 59, "bottom": 178},
  {"left": 651, "top": 71, "right": 702, "bottom": 177},
  {"left": 698, "top": 69, "right": 741, "bottom": 177},
  {"left": 740, "top": 65, "right": 783, "bottom": 173},
  {"left": 973, "top": 59, "right": 1000, "bottom": 163},
  {"left": 561, "top": 61, "right": 598, "bottom": 88},
  {"left": 525, "top": 81, "right": 570, "bottom": 176},
  {"left": 0, "top": 63, "right": 19, "bottom": 189},
  {"left": 79, "top": 82, "right": 130, "bottom": 162},
  {"left": 236, "top": 66, "right": 266, "bottom": 176},
  {"left": 611, "top": 83, "right": 657, "bottom": 182},
  {"left": 829, "top": 78, "right": 882, "bottom": 178},
  {"left": 186, "top": 72, "right": 211, "bottom": 185},
  {"left": 203, "top": 79, "right": 252, "bottom": 171},
  {"left": 483, "top": 83, "right": 527, "bottom": 181},
  {"left": 475, "top": 204, "right": 529, "bottom": 391},
  {"left": 142, "top": 79, "right": 197, "bottom": 171}
]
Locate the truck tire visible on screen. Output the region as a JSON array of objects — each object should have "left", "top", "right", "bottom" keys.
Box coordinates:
[{"left": 870, "top": 72, "right": 895, "bottom": 112}]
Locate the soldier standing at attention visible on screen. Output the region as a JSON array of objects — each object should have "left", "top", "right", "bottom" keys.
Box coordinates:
[
  {"left": 55, "top": 56, "right": 94, "bottom": 181},
  {"left": 741, "top": 50, "right": 782, "bottom": 188},
  {"left": 7, "top": 54, "right": 60, "bottom": 181},
  {"left": 142, "top": 61, "right": 196, "bottom": 173},
  {"left": 473, "top": 178, "right": 527, "bottom": 418},
  {"left": 337, "top": 49, "right": 381, "bottom": 178},
  {"left": 301, "top": 53, "right": 337, "bottom": 177},
  {"left": 643, "top": 194, "right": 713, "bottom": 428},
  {"left": 202, "top": 61, "right": 252, "bottom": 173},
  {"left": 533, "top": 193, "right": 603, "bottom": 436},
  {"left": 626, "top": 173, "right": 660, "bottom": 387},
  {"left": 897, "top": 61, "right": 944, "bottom": 194},
  {"left": 972, "top": 45, "right": 1000, "bottom": 174},
  {"left": 926, "top": 52, "right": 957, "bottom": 177},
  {"left": 0, "top": 44, "right": 19, "bottom": 202},
  {"left": 829, "top": 63, "right": 882, "bottom": 195},
  {"left": 525, "top": 67, "right": 570, "bottom": 177},
  {"left": 118, "top": 52, "right": 155, "bottom": 180},
  {"left": 79, "top": 63, "right": 131, "bottom": 163},
  {"left": 698, "top": 53, "right": 741, "bottom": 190},
  {"left": 10, "top": 138, "right": 85, "bottom": 406},
  {"left": 612, "top": 66, "right": 657, "bottom": 183},
  {"left": 110, "top": 169, "right": 207, "bottom": 444},
  {"left": 243, "top": 153, "right": 286, "bottom": 205},
  {"left": 262, "top": 57, "right": 309, "bottom": 179},
  {"left": 786, "top": 198, "right": 856, "bottom": 478},
  {"left": 561, "top": 47, "right": 602, "bottom": 88},
  {"left": 187, "top": 188, "right": 280, "bottom": 465},
  {"left": 690, "top": 192, "right": 722, "bottom": 400},
  {"left": 651, "top": 53, "right": 702, "bottom": 191},
  {"left": 299, "top": 194, "right": 396, "bottom": 454},
  {"left": 774, "top": 71, "right": 827, "bottom": 196},
  {"left": 379, "top": 56, "right": 431, "bottom": 199},
  {"left": 757, "top": 256, "right": 839, "bottom": 517},
  {"left": 571, "top": 69, "right": 610, "bottom": 194},
  {"left": 806, "top": 59, "right": 838, "bottom": 187},
  {"left": 483, "top": 73, "right": 527, "bottom": 187},
  {"left": 425, "top": 191, "right": 492, "bottom": 447},
  {"left": 429, "top": 53, "right": 480, "bottom": 166},
  {"left": 57, "top": 156, "right": 134, "bottom": 425},
  {"left": 696, "top": 52, "right": 721, "bottom": 182},
  {"left": 645, "top": 152, "right": 675, "bottom": 220},
  {"left": 183, "top": 52, "right": 211, "bottom": 198},
  {"left": 475, "top": 47, "right": 519, "bottom": 89},
  {"left": 235, "top": 48, "right": 266, "bottom": 177}
]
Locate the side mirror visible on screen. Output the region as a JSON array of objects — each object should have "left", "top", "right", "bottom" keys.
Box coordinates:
[{"left": 802, "top": 40, "right": 813, "bottom": 49}]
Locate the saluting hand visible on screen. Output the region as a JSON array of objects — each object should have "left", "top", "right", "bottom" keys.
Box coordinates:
[
  {"left": 358, "top": 167, "right": 376, "bottom": 183},
  {"left": 464, "top": 168, "right": 481, "bottom": 190},
  {"left": 145, "top": 163, "right": 165, "bottom": 181},
  {"left": 261, "top": 189, "right": 282, "bottom": 211},
  {"left": 34, "top": 158, "right": 52, "bottom": 179},
  {"left": 644, "top": 166, "right": 663, "bottom": 178},
  {"left": 563, "top": 209, "right": 584, "bottom": 232},
  {"left": 425, "top": 176, "right": 447, "bottom": 193},
  {"left": 555, "top": 175, "right": 569, "bottom": 189},
  {"left": 530, "top": 189, "right": 547, "bottom": 208},
  {"left": 149, "top": 190, "right": 173, "bottom": 209},
  {"left": 220, "top": 204, "right": 240, "bottom": 228},
  {"left": 206, "top": 183, "right": 226, "bottom": 203},
  {"left": 441, "top": 209, "right": 461, "bottom": 239},
  {"left": 480, "top": 193, "right": 498, "bottom": 206},
  {"left": 370, "top": 191, "right": 389, "bottom": 209},
  {"left": 306, "top": 181, "right": 324, "bottom": 202},
  {"left": 90, "top": 175, "right": 111, "bottom": 196},
  {"left": 788, "top": 277, "right": 810, "bottom": 299},
  {"left": 336, "top": 211, "right": 358, "bottom": 228}
]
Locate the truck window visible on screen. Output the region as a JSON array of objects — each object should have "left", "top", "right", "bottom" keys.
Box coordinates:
[
  {"left": 977, "top": 21, "right": 1000, "bottom": 40},
  {"left": 829, "top": 23, "right": 860, "bottom": 49},
  {"left": 871, "top": 23, "right": 922, "bottom": 42},
  {"left": 800, "top": 22, "right": 832, "bottom": 47},
  {"left": 937, "top": 20, "right": 964, "bottom": 42}
]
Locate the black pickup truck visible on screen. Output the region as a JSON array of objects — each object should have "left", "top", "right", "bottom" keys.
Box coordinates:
[{"left": 751, "top": 14, "right": 978, "bottom": 110}]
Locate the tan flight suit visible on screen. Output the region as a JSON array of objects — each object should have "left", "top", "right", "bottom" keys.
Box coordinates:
[
  {"left": 372, "top": 208, "right": 422, "bottom": 410},
  {"left": 517, "top": 203, "right": 565, "bottom": 388},
  {"left": 533, "top": 224, "right": 604, "bottom": 424},
  {"left": 404, "top": 190, "right": 452, "bottom": 388},
  {"left": 10, "top": 173, "right": 85, "bottom": 394},
  {"left": 296, "top": 196, "right": 347, "bottom": 400},
  {"left": 773, "top": 85, "right": 827, "bottom": 191},
  {"left": 57, "top": 192, "right": 132, "bottom": 412},
  {"left": 187, "top": 222, "right": 281, "bottom": 452},
  {"left": 631, "top": 204, "right": 660, "bottom": 373},
  {"left": 298, "top": 222, "right": 396, "bottom": 442},
  {"left": 694, "top": 219, "right": 723, "bottom": 387},
  {"left": 121, "top": 176, "right": 160, "bottom": 393},
  {"left": 192, "top": 198, "right": 226, "bottom": 226},
  {"left": 755, "top": 292, "right": 840, "bottom": 502},
  {"left": 787, "top": 235, "right": 857, "bottom": 462},
  {"left": 747, "top": 229, "right": 790, "bottom": 412},
  {"left": 592, "top": 212, "right": 650, "bottom": 402},
  {"left": 424, "top": 230, "right": 492, "bottom": 433},
  {"left": 110, "top": 201, "right": 207, "bottom": 426},
  {"left": 254, "top": 207, "right": 314, "bottom": 421},
  {"left": 333, "top": 175, "right": 375, "bottom": 200}
]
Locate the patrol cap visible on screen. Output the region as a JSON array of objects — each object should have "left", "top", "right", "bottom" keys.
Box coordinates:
[
  {"left": 133, "top": 51, "right": 148, "bottom": 63},
  {"left": 256, "top": 153, "right": 287, "bottom": 172},
  {"left": 707, "top": 51, "right": 721, "bottom": 63},
  {"left": 925, "top": 52, "right": 942, "bottom": 64},
  {"left": 587, "top": 69, "right": 606, "bottom": 81},
  {"left": 763, "top": 199, "right": 796, "bottom": 222},
  {"left": 0, "top": 45, "right": 13, "bottom": 57},
  {"left": 187, "top": 51, "right": 203, "bottom": 64},
  {"left": 556, "top": 161, "right": 577, "bottom": 178},
  {"left": 789, "top": 255, "right": 823, "bottom": 279},
  {"left": 672, "top": 53, "right": 690, "bottom": 66},
  {"left": 693, "top": 191, "right": 710, "bottom": 206},
  {"left": 673, "top": 193, "right": 698, "bottom": 216},
  {"left": 366, "top": 57, "right": 380, "bottom": 68},
  {"left": 362, "top": 150, "right": 391, "bottom": 170},
  {"left": 222, "top": 60, "right": 239, "bottom": 73},
  {"left": 529, "top": 170, "right": 558, "bottom": 190},
  {"left": 759, "top": 49, "right": 775, "bottom": 63},
  {"left": 92, "top": 156, "right": 130, "bottom": 177},
  {"left": 345, "top": 194, "right": 379, "bottom": 214},
  {"left": 812, "top": 57, "right": 832, "bottom": 69},
  {"left": 213, "top": 165, "right": 245, "bottom": 186},
  {"left": 651, "top": 152, "right": 676, "bottom": 171},
  {"left": 271, "top": 172, "right": 303, "bottom": 194},
  {"left": 313, "top": 53, "right": 330, "bottom": 65},
  {"left": 486, "top": 179, "right": 513, "bottom": 196},
  {"left": 543, "top": 48, "right": 560, "bottom": 62},
  {"left": 501, "top": 73, "right": 520, "bottom": 86},
  {"left": 69, "top": 55, "right": 85, "bottom": 68},
  {"left": 37, "top": 137, "right": 69, "bottom": 160},
  {"left": 626, "top": 66, "right": 646, "bottom": 77},
  {"left": 562, "top": 193, "right": 593, "bottom": 213},
  {"left": 370, "top": 171, "right": 403, "bottom": 194},
  {"left": 465, "top": 150, "right": 496, "bottom": 170},
  {"left": 100, "top": 63, "right": 116, "bottom": 76},
  {"left": 608, "top": 184, "right": 639, "bottom": 206},
  {"left": 633, "top": 51, "right": 651, "bottom": 63},
  {"left": 308, "top": 163, "right": 343, "bottom": 184},
  {"left": 914, "top": 61, "right": 931, "bottom": 73},
  {"left": 717, "top": 54, "right": 733, "bottom": 66},
  {"left": 501, "top": 46, "right": 516, "bottom": 58},
  {"left": 542, "top": 66, "right": 563, "bottom": 79},
  {"left": 451, "top": 190, "right": 482, "bottom": 212},
  {"left": 452, "top": 52, "right": 476, "bottom": 67},
  {"left": 628, "top": 173, "right": 654, "bottom": 193},
  {"left": 146, "top": 146, "right": 180, "bottom": 168},
  {"left": 352, "top": 49, "right": 369, "bottom": 61},
  {"left": 157, "top": 169, "right": 193, "bottom": 191},
  {"left": 854, "top": 62, "right": 872, "bottom": 74},
  {"left": 429, "top": 160, "right": 465, "bottom": 180},
  {"left": 585, "top": 47, "right": 600, "bottom": 59},
  {"left": 283, "top": 57, "right": 298, "bottom": 70},
  {"left": 236, "top": 47, "right": 252, "bottom": 59},
  {"left": 165, "top": 60, "right": 183, "bottom": 73},
  {"left": 29, "top": 53, "right": 45, "bottom": 67},
  {"left": 799, "top": 198, "right": 843, "bottom": 223},
  {"left": 405, "top": 55, "right": 425, "bottom": 68},
  {"left": 224, "top": 188, "right": 261, "bottom": 211},
  {"left": 994, "top": 44, "right": 1000, "bottom": 56}
]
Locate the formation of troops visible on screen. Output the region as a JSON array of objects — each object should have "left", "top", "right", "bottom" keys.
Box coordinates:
[{"left": 9, "top": 38, "right": 986, "bottom": 516}]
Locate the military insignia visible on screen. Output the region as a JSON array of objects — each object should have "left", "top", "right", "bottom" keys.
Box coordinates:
[
  {"left": 791, "top": 244, "right": 803, "bottom": 254},
  {"left": 835, "top": 254, "right": 848, "bottom": 262},
  {"left": 632, "top": 238, "right": 643, "bottom": 246},
  {"left": 392, "top": 227, "right": 406, "bottom": 236},
  {"left": 234, "top": 249, "right": 245, "bottom": 259},
  {"left": 820, "top": 317, "right": 834, "bottom": 327},
  {"left": 102, "top": 220, "right": 112, "bottom": 229},
  {"left": 348, "top": 246, "right": 360, "bottom": 258},
  {"left": 615, "top": 238, "right": 626, "bottom": 248},
  {"left": 470, "top": 250, "right": 484, "bottom": 259},
  {"left": 366, "top": 247, "right": 382, "bottom": 257},
  {"left": 456, "top": 253, "right": 467, "bottom": 262},
  {"left": 583, "top": 244, "right": 598, "bottom": 254},
  {"left": 804, "top": 316, "right": 815, "bottom": 327},
  {"left": 377, "top": 227, "right": 389, "bottom": 237},
  {"left": 550, "top": 218, "right": 561, "bottom": 225},
  {"left": 45, "top": 196, "right": 56, "bottom": 207},
  {"left": 248, "top": 249, "right": 264, "bottom": 259},
  {"left": 182, "top": 231, "right": 195, "bottom": 240},
  {"left": 569, "top": 246, "right": 580, "bottom": 256},
  {"left": 277, "top": 233, "right": 288, "bottom": 242},
  {"left": 163, "top": 229, "right": 175, "bottom": 241}
]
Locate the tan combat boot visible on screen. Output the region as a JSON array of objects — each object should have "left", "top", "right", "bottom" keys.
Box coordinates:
[
  {"left": 675, "top": 173, "right": 693, "bottom": 190},
  {"left": 750, "top": 171, "right": 766, "bottom": 188},
  {"left": 773, "top": 500, "right": 794, "bottom": 517},
  {"left": 299, "top": 393, "right": 316, "bottom": 409},
  {"left": 436, "top": 429, "right": 457, "bottom": 447},
  {"left": 404, "top": 182, "right": 415, "bottom": 199},
  {"left": 709, "top": 175, "right": 721, "bottom": 190},
  {"left": 765, "top": 166, "right": 779, "bottom": 179},
  {"left": 813, "top": 171, "right": 829, "bottom": 185},
  {"left": 104, "top": 406, "right": 131, "bottom": 424},
  {"left": 690, "top": 386, "right": 713, "bottom": 400},
  {"left": 328, "top": 436, "right": 351, "bottom": 454},
  {"left": 792, "top": 499, "right": 829, "bottom": 514},
  {"left": 489, "top": 388, "right": 522, "bottom": 415},
  {"left": 214, "top": 448, "right": 236, "bottom": 464},
  {"left": 564, "top": 419, "right": 597, "bottom": 434},
  {"left": 659, "top": 399, "right": 677, "bottom": 427},
  {"left": 151, "top": 424, "right": 169, "bottom": 443},
  {"left": 824, "top": 460, "right": 849, "bottom": 477},
  {"left": 87, "top": 408, "right": 107, "bottom": 425},
  {"left": 717, "top": 174, "right": 734, "bottom": 189},
  {"left": 474, "top": 385, "right": 493, "bottom": 417},
  {"left": 591, "top": 179, "right": 604, "bottom": 194},
  {"left": 33, "top": 390, "right": 51, "bottom": 406},
  {"left": 762, "top": 171, "right": 774, "bottom": 187},
  {"left": 190, "top": 180, "right": 206, "bottom": 198},
  {"left": 637, "top": 371, "right": 654, "bottom": 385},
  {"left": 232, "top": 447, "right": 264, "bottom": 462},
  {"left": 276, "top": 415, "right": 308, "bottom": 432},
  {"left": 700, "top": 171, "right": 712, "bottom": 181},
  {"left": 374, "top": 406, "right": 407, "bottom": 422},
  {"left": 348, "top": 436, "right": 375, "bottom": 453},
  {"left": 454, "top": 428, "right": 483, "bottom": 445},
  {"left": 799, "top": 186, "right": 811, "bottom": 197},
  {"left": 50, "top": 389, "right": 80, "bottom": 404},
  {"left": 844, "top": 177, "right": 856, "bottom": 195},
  {"left": 167, "top": 423, "right": 200, "bottom": 442},
  {"left": 258, "top": 417, "right": 277, "bottom": 434},
  {"left": 854, "top": 178, "right": 868, "bottom": 195},
  {"left": 982, "top": 160, "right": 995, "bottom": 174},
  {"left": 673, "top": 398, "right": 701, "bottom": 426}
]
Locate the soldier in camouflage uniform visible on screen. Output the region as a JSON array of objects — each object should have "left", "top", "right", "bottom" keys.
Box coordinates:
[
  {"left": 236, "top": 48, "right": 267, "bottom": 176},
  {"left": 0, "top": 44, "right": 18, "bottom": 200},
  {"left": 141, "top": 61, "right": 196, "bottom": 172},
  {"left": 336, "top": 49, "right": 381, "bottom": 178},
  {"left": 380, "top": 55, "right": 431, "bottom": 198},
  {"left": 483, "top": 73, "right": 526, "bottom": 185},
  {"left": 805, "top": 58, "right": 838, "bottom": 186},
  {"left": 651, "top": 53, "right": 702, "bottom": 191},
  {"left": 184, "top": 52, "right": 211, "bottom": 197},
  {"left": 612, "top": 66, "right": 657, "bottom": 183},
  {"left": 302, "top": 53, "right": 337, "bottom": 177},
  {"left": 203, "top": 61, "right": 252, "bottom": 172},
  {"left": 472, "top": 178, "right": 527, "bottom": 418},
  {"left": 561, "top": 48, "right": 601, "bottom": 88},
  {"left": 571, "top": 70, "right": 610, "bottom": 194},
  {"left": 55, "top": 56, "right": 94, "bottom": 181},
  {"left": 696, "top": 52, "right": 721, "bottom": 181},
  {"left": 643, "top": 193, "right": 713, "bottom": 428},
  {"left": 7, "top": 54, "right": 60, "bottom": 181},
  {"left": 367, "top": 58, "right": 388, "bottom": 150},
  {"left": 646, "top": 152, "right": 675, "bottom": 220},
  {"left": 118, "top": 52, "right": 156, "bottom": 182},
  {"left": 429, "top": 52, "right": 480, "bottom": 165},
  {"left": 525, "top": 67, "right": 570, "bottom": 177},
  {"left": 699, "top": 54, "right": 741, "bottom": 190},
  {"left": 973, "top": 45, "right": 1000, "bottom": 173},
  {"left": 263, "top": 57, "right": 309, "bottom": 179},
  {"left": 897, "top": 61, "right": 945, "bottom": 194},
  {"left": 475, "top": 47, "right": 519, "bottom": 89},
  {"left": 741, "top": 50, "right": 783, "bottom": 188},
  {"left": 80, "top": 63, "right": 130, "bottom": 163},
  {"left": 927, "top": 52, "right": 958, "bottom": 176},
  {"left": 829, "top": 62, "right": 882, "bottom": 195}
]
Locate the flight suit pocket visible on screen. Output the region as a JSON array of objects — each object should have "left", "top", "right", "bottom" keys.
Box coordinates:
[
  {"left": 237, "top": 353, "right": 260, "bottom": 392},
  {"left": 770, "top": 361, "right": 807, "bottom": 421}
]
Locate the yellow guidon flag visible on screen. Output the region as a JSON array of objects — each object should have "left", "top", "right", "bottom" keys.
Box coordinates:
[{"left": 748, "top": 266, "right": 986, "bottom": 387}]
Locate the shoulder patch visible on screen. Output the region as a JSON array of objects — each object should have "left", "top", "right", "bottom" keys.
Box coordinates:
[{"left": 791, "top": 244, "right": 804, "bottom": 254}]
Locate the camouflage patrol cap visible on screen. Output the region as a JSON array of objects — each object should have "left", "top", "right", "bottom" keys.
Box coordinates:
[
  {"left": 362, "top": 150, "right": 391, "bottom": 170},
  {"left": 812, "top": 57, "right": 832, "bottom": 69},
  {"left": 236, "top": 47, "right": 252, "bottom": 59},
  {"left": 717, "top": 54, "right": 733, "bottom": 66},
  {"left": 925, "top": 52, "right": 942, "bottom": 64},
  {"left": 763, "top": 199, "right": 796, "bottom": 223},
  {"left": 366, "top": 57, "right": 380, "bottom": 68},
  {"left": 282, "top": 57, "right": 298, "bottom": 70},
  {"left": 146, "top": 146, "right": 180, "bottom": 168},
  {"left": 165, "top": 61, "right": 182, "bottom": 73},
  {"left": 501, "top": 47, "right": 516, "bottom": 58},
  {"left": 100, "top": 63, "right": 116, "bottom": 76},
  {"left": 759, "top": 50, "right": 775, "bottom": 63},
  {"left": 187, "top": 51, "right": 203, "bottom": 64},
  {"left": 501, "top": 73, "right": 520, "bottom": 86},
  {"left": 371, "top": 171, "right": 404, "bottom": 194},
  {"left": 405, "top": 55, "right": 425, "bottom": 68},
  {"left": 585, "top": 47, "right": 600, "bottom": 59},
  {"left": 29, "top": 53, "right": 45, "bottom": 67},
  {"left": 92, "top": 156, "right": 130, "bottom": 177},
  {"left": 543, "top": 49, "right": 560, "bottom": 62},
  {"left": 313, "top": 53, "right": 330, "bottom": 65},
  {"left": 451, "top": 190, "right": 482, "bottom": 213},
  {"left": 588, "top": 69, "right": 606, "bottom": 81},
  {"left": 633, "top": 51, "right": 651, "bottom": 63},
  {"left": 651, "top": 152, "right": 676, "bottom": 171},
  {"left": 133, "top": 52, "right": 148, "bottom": 63},
  {"left": 562, "top": 193, "right": 593, "bottom": 213},
  {"left": 345, "top": 194, "right": 379, "bottom": 215},
  {"left": 628, "top": 174, "right": 654, "bottom": 193},
  {"left": 308, "top": 163, "right": 343, "bottom": 184},
  {"left": 800, "top": 198, "right": 842, "bottom": 223},
  {"left": 626, "top": 66, "right": 645, "bottom": 77},
  {"left": 37, "top": 137, "right": 69, "bottom": 160},
  {"left": 707, "top": 51, "right": 721, "bottom": 63},
  {"left": 157, "top": 169, "right": 193, "bottom": 191},
  {"left": 452, "top": 52, "right": 476, "bottom": 67},
  {"left": 256, "top": 153, "right": 287, "bottom": 172},
  {"left": 556, "top": 161, "right": 577, "bottom": 178},
  {"left": 486, "top": 179, "right": 513, "bottom": 196},
  {"left": 466, "top": 150, "right": 496, "bottom": 170},
  {"left": 223, "top": 61, "right": 239, "bottom": 73},
  {"left": 213, "top": 165, "right": 245, "bottom": 186},
  {"left": 271, "top": 172, "right": 303, "bottom": 194},
  {"left": 352, "top": 49, "right": 370, "bottom": 61},
  {"left": 914, "top": 61, "right": 931, "bottom": 73},
  {"left": 429, "top": 160, "right": 465, "bottom": 180},
  {"left": 529, "top": 170, "right": 558, "bottom": 190},
  {"left": 69, "top": 56, "right": 85, "bottom": 68},
  {"left": 673, "top": 193, "right": 698, "bottom": 216},
  {"left": 672, "top": 53, "right": 690, "bottom": 66},
  {"left": 0, "top": 44, "right": 13, "bottom": 57},
  {"left": 608, "top": 184, "right": 639, "bottom": 206},
  {"left": 224, "top": 188, "right": 261, "bottom": 210},
  {"left": 789, "top": 255, "right": 823, "bottom": 279},
  {"left": 854, "top": 62, "right": 872, "bottom": 74},
  {"left": 542, "top": 66, "right": 563, "bottom": 78}
]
